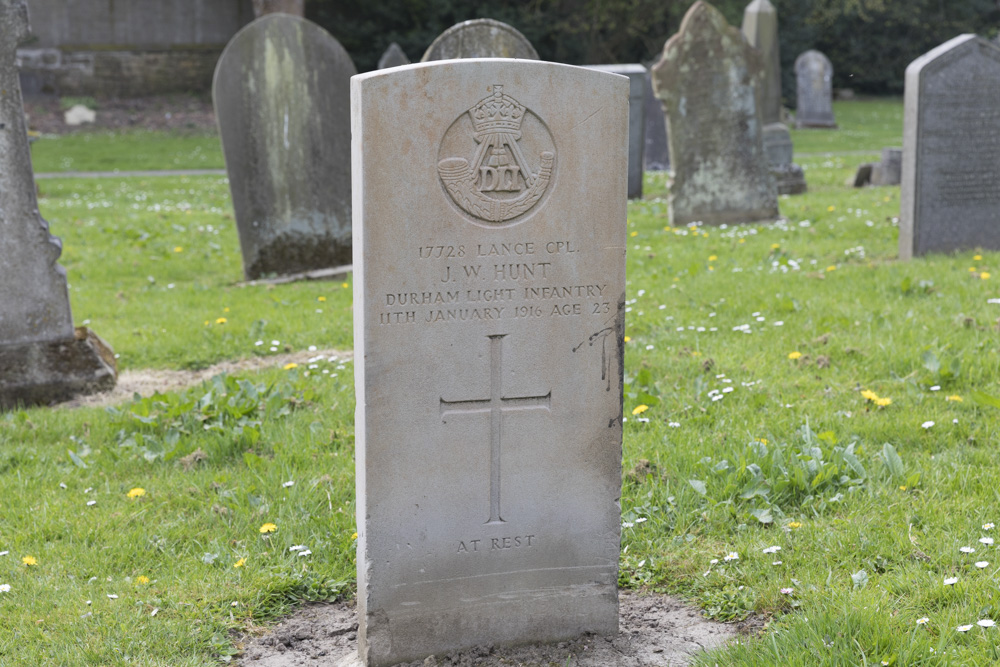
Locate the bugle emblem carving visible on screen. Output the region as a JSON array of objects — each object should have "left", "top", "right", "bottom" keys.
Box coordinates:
[{"left": 438, "top": 85, "right": 555, "bottom": 225}]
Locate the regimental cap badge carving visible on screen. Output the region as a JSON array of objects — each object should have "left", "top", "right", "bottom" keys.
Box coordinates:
[{"left": 438, "top": 84, "right": 555, "bottom": 226}]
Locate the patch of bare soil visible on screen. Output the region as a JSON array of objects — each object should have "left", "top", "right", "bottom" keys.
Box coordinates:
[
  {"left": 62, "top": 348, "right": 352, "bottom": 409},
  {"left": 238, "top": 591, "right": 735, "bottom": 667},
  {"left": 23, "top": 94, "right": 217, "bottom": 135}
]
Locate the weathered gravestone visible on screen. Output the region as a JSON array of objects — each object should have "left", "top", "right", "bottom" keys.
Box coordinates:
[
  {"left": 213, "top": 14, "right": 355, "bottom": 280},
  {"left": 651, "top": 1, "right": 779, "bottom": 225},
  {"left": 642, "top": 72, "right": 670, "bottom": 171},
  {"left": 763, "top": 122, "right": 806, "bottom": 194},
  {"left": 871, "top": 147, "right": 902, "bottom": 186},
  {"left": 421, "top": 18, "right": 538, "bottom": 61},
  {"left": 585, "top": 64, "right": 646, "bottom": 198},
  {"left": 0, "top": 0, "right": 116, "bottom": 409},
  {"left": 741, "top": 0, "right": 781, "bottom": 124},
  {"left": 377, "top": 42, "right": 409, "bottom": 69},
  {"left": 352, "top": 61, "right": 626, "bottom": 666},
  {"left": 900, "top": 35, "right": 1000, "bottom": 259},
  {"left": 795, "top": 50, "right": 836, "bottom": 128}
]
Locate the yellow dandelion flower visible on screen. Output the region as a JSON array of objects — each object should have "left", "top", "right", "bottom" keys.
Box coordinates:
[
  {"left": 630, "top": 231, "right": 638, "bottom": 237},
  {"left": 875, "top": 396, "right": 892, "bottom": 407},
  {"left": 757, "top": 438, "right": 768, "bottom": 445},
  {"left": 173, "top": 246, "right": 183, "bottom": 253},
  {"left": 136, "top": 575, "right": 150, "bottom": 584},
  {"left": 223, "top": 307, "right": 230, "bottom": 313},
  {"left": 788, "top": 351, "right": 802, "bottom": 360},
  {"left": 970, "top": 267, "right": 977, "bottom": 272},
  {"left": 708, "top": 255, "right": 717, "bottom": 261},
  {"left": 624, "top": 336, "right": 631, "bottom": 342},
  {"left": 947, "top": 395, "right": 963, "bottom": 402},
  {"left": 317, "top": 296, "right": 327, "bottom": 302},
  {"left": 771, "top": 243, "right": 780, "bottom": 250},
  {"left": 215, "top": 317, "right": 227, "bottom": 325},
  {"left": 788, "top": 522, "right": 802, "bottom": 529},
  {"left": 22, "top": 556, "right": 37, "bottom": 566},
  {"left": 861, "top": 389, "right": 879, "bottom": 401},
  {"left": 204, "top": 320, "right": 210, "bottom": 326},
  {"left": 826, "top": 265, "right": 837, "bottom": 272},
  {"left": 127, "top": 487, "right": 146, "bottom": 499},
  {"left": 981, "top": 272, "right": 991, "bottom": 280},
  {"left": 739, "top": 238, "right": 746, "bottom": 244},
  {"left": 341, "top": 282, "right": 349, "bottom": 288},
  {"left": 351, "top": 532, "right": 359, "bottom": 540},
  {"left": 234, "top": 558, "right": 246, "bottom": 568},
  {"left": 899, "top": 486, "right": 907, "bottom": 491},
  {"left": 883, "top": 196, "right": 891, "bottom": 202},
  {"left": 259, "top": 523, "right": 277, "bottom": 534},
  {"left": 974, "top": 255, "right": 983, "bottom": 261},
  {"left": 632, "top": 405, "right": 649, "bottom": 416},
  {"left": 283, "top": 362, "right": 298, "bottom": 370},
  {"left": 827, "top": 206, "right": 835, "bottom": 212},
  {"left": 702, "top": 233, "right": 709, "bottom": 238}
]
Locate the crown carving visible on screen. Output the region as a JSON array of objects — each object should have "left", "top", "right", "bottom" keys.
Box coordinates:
[{"left": 469, "top": 85, "right": 524, "bottom": 138}]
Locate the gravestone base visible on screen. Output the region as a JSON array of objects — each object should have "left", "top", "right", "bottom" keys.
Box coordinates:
[
  {"left": 0, "top": 328, "right": 117, "bottom": 410},
  {"left": 771, "top": 163, "right": 807, "bottom": 195},
  {"left": 245, "top": 233, "right": 352, "bottom": 282}
]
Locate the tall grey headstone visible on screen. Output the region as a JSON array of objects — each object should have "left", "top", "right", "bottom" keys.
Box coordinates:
[
  {"left": 377, "top": 42, "right": 409, "bottom": 69},
  {"left": 586, "top": 64, "right": 646, "bottom": 198},
  {"left": 762, "top": 122, "right": 806, "bottom": 194},
  {"left": 0, "top": 0, "right": 115, "bottom": 409},
  {"left": 795, "top": 49, "right": 836, "bottom": 128},
  {"left": 900, "top": 35, "right": 1000, "bottom": 259},
  {"left": 421, "top": 19, "right": 538, "bottom": 61},
  {"left": 741, "top": 0, "right": 781, "bottom": 124},
  {"left": 642, "top": 71, "right": 670, "bottom": 171},
  {"left": 213, "top": 14, "right": 356, "bottom": 280},
  {"left": 651, "top": 1, "right": 779, "bottom": 225},
  {"left": 352, "top": 61, "right": 626, "bottom": 666}
]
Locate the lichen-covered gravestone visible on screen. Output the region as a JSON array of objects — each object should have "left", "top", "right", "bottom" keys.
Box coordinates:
[
  {"left": 585, "top": 64, "right": 646, "bottom": 199},
  {"left": 795, "top": 50, "right": 836, "bottom": 128},
  {"left": 421, "top": 18, "right": 538, "bottom": 61},
  {"left": 642, "top": 72, "right": 670, "bottom": 171},
  {"left": 213, "top": 14, "right": 355, "bottom": 280},
  {"left": 352, "top": 60, "right": 626, "bottom": 666},
  {"left": 0, "top": 0, "right": 115, "bottom": 409},
  {"left": 651, "top": 1, "right": 778, "bottom": 225},
  {"left": 376, "top": 42, "right": 409, "bottom": 69},
  {"left": 900, "top": 35, "right": 1000, "bottom": 259},
  {"left": 741, "top": 0, "right": 781, "bottom": 124}
]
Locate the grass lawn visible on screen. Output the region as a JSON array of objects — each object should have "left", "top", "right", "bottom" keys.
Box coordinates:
[
  {"left": 5, "top": 98, "right": 1000, "bottom": 665},
  {"left": 30, "top": 130, "right": 224, "bottom": 173}
]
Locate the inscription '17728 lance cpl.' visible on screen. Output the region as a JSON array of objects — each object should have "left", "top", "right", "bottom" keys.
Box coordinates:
[{"left": 438, "top": 84, "right": 555, "bottom": 225}]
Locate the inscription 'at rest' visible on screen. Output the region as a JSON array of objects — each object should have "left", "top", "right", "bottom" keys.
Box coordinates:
[{"left": 457, "top": 535, "right": 536, "bottom": 553}]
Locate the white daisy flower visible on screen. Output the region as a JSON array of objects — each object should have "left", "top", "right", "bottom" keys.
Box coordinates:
[
  {"left": 944, "top": 577, "right": 958, "bottom": 586},
  {"left": 960, "top": 546, "right": 976, "bottom": 553},
  {"left": 956, "top": 624, "right": 973, "bottom": 632},
  {"left": 921, "top": 421, "right": 935, "bottom": 429},
  {"left": 0, "top": 584, "right": 9, "bottom": 593},
  {"left": 978, "top": 619, "right": 996, "bottom": 628},
  {"left": 916, "top": 617, "right": 929, "bottom": 625},
  {"left": 762, "top": 546, "right": 781, "bottom": 554},
  {"left": 976, "top": 561, "right": 990, "bottom": 568},
  {"left": 981, "top": 537, "right": 994, "bottom": 546}
]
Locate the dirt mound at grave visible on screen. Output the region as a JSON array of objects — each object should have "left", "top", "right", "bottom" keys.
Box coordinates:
[
  {"left": 61, "top": 348, "right": 352, "bottom": 409},
  {"left": 237, "top": 591, "right": 736, "bottom": 666}
]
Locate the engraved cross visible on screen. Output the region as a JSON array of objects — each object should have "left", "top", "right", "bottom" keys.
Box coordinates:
[{"left": 440, "top": 334, "right": 551, "bottom": 525}]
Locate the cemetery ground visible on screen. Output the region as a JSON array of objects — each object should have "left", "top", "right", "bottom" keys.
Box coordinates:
[{"left": 2, "top": 98, "right": 1000, "bottom": 665}]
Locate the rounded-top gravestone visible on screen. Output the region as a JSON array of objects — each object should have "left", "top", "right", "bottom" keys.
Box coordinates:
[
  {"left": 795, "top": 49, "right": 836, "bottom": 128},
  {"left": 421, "top": 18, "right": 538, "bottom": 61},
  {"left": 213, "top": 14, "right": 356, "bottom": 280}
]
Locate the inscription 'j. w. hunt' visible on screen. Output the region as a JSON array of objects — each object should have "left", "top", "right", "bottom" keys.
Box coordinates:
[{"left": 440, "top": 334, "right": 551, "bottom": 524}]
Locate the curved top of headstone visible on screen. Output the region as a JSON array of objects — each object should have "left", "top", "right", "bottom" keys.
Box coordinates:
[
  {"left": 653, "top": 1, "right": 761, "bottom": 94},
  {"left": 905, "top": 33, "right": 997, "bottom": 79},
  {"left": 378, "top": 41, "right": 410, "bottom": 69},
  {"left": 795, "top": 49, "right": 832, "bottom": 73},
  {"left": 421, "top": 18, "right": 538, "bottom": 62}
]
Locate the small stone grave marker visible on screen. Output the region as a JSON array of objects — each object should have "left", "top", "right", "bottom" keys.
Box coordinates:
[
  {"left": 213, "top": 14, "right": 355, "bottom": 280},
  {"left": 763, "top": 122, "right": 806, "bottom": 194},
  {"left": 900, "top": 34, "right": 1000, "bottom": 258},
  {"left": 651, "top": 1, "right": 778, "bottom": 225},
  {"left": 377, "top": 42, "right": 409, "bottom": 69},
  {"left": 352, "top": 60, "right": 626, "bottom": 666},
  {"left": 586, "top": 64, "right": 646, "bottom": 198},
  {"left": 871, "top": 147, "right": 902, "bottom": 186},
  {"left": 795, "top": 49, "right": 836, "bottom": 128},
  {"left": 421, "top": 18, "right": 538, "bottom": 61},
  {"left": 0, "top": 0, "right": 115, "bottom": 409}
]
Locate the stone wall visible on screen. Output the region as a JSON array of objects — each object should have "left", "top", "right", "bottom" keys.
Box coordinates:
[{"left": 18, "top": 0, "right": 254, "bottom": 96}]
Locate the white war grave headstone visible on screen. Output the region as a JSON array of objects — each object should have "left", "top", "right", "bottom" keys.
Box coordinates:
[
  {"left": 651, "top": 1, "right": 779, "bottom": 225},
  {"left": 352, "top": 60, "right": 627, "bottom": 666},
  {"left": 213, "top": 14, "right": 355, "bottom": 280},
  {"left": 421, "top": 18, "right": 538, "bottom": 61},
  {"left": 794, "top": 49, "right": 836, "bottom": 128},
  {"left": 0, "top": 0, "right": 116, "bottom": 409},
  {"left": 900, "top": 35, "right": 1000, "bottom": 259}
]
